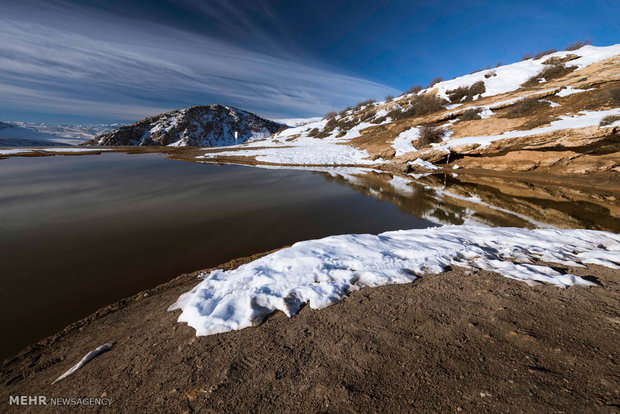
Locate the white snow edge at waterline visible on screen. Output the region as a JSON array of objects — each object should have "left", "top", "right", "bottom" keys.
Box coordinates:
[{"left": 170, "top": 226, "right": 620, "bottom": 336}]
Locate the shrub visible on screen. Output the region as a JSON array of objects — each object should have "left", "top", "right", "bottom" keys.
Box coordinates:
[
  {"left": 446, "top": 81, "right": 486, "bottom": 103},
  {"left": 496, "top": 62, "right": 503, "bottom": 67},
  {"left": 456, "top": 108, "right": 482, "bottom": 123},
  {"left": 542, "top": 54, "right": 579, "bottom": 65},
  {"left": 565, "top": 40, "right": 591, "bottom": 51},
  {"left": 307, "top": 128, "right": 320, "bottom": 137},
  {"left": 522, "top": 53, "right": 533, "bottom": 61},
  {"left": 387, "top": 94, "right": 447, "bottom": 120},
  {"left": 415, "top": 125, "right": 445, "bottom": 149},
  {"left": 324, "top": 111, "right": 337, "bottom": 120},
  {"left": 427, "top": 77, "right": 442, "bottom": 88},
  {"left": 502, "top": 97, "right": 549, "bottom": 118},
  {"left": 338, "top": 107, "right": 352, "bottom": 117},
  {"left": 354, "top": 99, "right": 375, "bottom": 110},
  {"left": 533, "top": 49, "right": 557, "bottom": 60},
  {"left": 384, "top": 95, "right": 394, "bottom": 102},
  {"left": 360, "top": 109, "right": 377, "bottom": 122},
  {"left": 484, "top": 71, "right": 497, "bottom": 79},
  {"left": 406, "top": 85, "right": 423, "bottom": 94},
  {"left": 522, "top": 64, "right": 577, "bottom": 87},
  {"left": 599, "top": 115, "right": 620, "bottom": 127}
]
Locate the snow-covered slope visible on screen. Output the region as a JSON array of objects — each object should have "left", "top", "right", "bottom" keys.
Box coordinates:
[
  {"left": 89, "top": 105, "right": 284, "bottom": 147},
  {"left": 420, "top": 44, "right": 620, "bottom": 101},
  {"left": 0, "top": 121, "right": 116, "bottom": 146}
]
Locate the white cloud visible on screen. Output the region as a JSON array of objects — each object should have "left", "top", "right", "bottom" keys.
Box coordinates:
[{"left": 0, "top": 10, "right": 398, "bottom": 121}]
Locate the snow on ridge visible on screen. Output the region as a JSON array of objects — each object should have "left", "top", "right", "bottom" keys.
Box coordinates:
[
  {"left": 426, "top": 44, "right": 620, "bottom": 102},
  {"left": 170, "top": 226, "right": 619, "bottom": 336},
  {"left": 275, "top": 117, "right": 323, "bottom": 127},
  {"left": 436, "top": 108, "right": 620, "bottom": 151}
]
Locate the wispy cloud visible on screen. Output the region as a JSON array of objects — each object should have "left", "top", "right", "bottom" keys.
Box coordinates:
[{"left": 0, "top": 2, "right": 397, "bottom": 122}]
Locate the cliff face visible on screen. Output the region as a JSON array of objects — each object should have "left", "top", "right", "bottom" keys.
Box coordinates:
[{"left": 88, "top": 105, "right": 284, "bottom": 147}]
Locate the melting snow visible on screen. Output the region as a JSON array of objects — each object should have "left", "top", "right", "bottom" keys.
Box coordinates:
[
  {"left": 436, "top": 108, "right": 620, "bottom": 150},
  {"left": 556, "top": 86, "right": 595, "bottom": 97},
  {"left": 409, "top": 158, "right": 440, "bottom": 170},
  {"left": 392, "top": 127, "right": 420, "bottom": 156},
  {"left": 171, "top": 226, "right": 619, "bottom": 336}
]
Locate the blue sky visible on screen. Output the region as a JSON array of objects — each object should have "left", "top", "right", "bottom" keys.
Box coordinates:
[{"left": 0, "top": 0, "right": 618, "bottom": 124}]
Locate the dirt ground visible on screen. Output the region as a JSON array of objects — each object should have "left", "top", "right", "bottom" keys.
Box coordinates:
[{"left": 1, "top": 252, "right": 619, "bottom": 413}]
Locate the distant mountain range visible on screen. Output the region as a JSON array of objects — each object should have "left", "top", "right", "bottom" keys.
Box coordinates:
[
  {"left": 87, "top": 105, "right": 284, "bottom": 147},
  {"left": 0, "top": 121, "right": 117, "bottom": 147}
]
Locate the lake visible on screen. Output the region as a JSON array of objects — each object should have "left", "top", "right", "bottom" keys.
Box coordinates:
[
  {"left": 0, "top": 153, "right": 430, "bottom": 359},
  {"left": 1, "top": 151, "right": 617, "bottom": 359}
]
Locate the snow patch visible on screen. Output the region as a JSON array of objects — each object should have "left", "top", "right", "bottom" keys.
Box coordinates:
[
  {"left": 171, "top": 226, "right": 619, "bottom": 336},
  {"left": 556, "top": 86, "right": 595, "bottom": 97},
  {"left": 392, "top": 127, "right": 420, "bottom": 156}
]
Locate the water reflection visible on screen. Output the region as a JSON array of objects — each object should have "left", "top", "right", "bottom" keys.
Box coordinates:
[{"left": 317, "top": 169, "right": 620, "bottom": 232}]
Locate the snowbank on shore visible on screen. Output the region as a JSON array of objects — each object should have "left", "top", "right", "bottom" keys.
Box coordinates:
[{"left": 171, "top": 226, "right": 619, "bottom": 336}]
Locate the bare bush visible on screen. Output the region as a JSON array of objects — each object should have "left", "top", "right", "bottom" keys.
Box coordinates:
[
  {"left": 414, "top": 125, "right": 445, "bottom": 149},
  {"left": 324, "top": 111, "right": 337, "bottom": 120},
  {"left": 354, "top": 99, "right": 375, "bottom": 110},
  {"left": 599, "top": 115, "right": 620, "bottom": 127},
  {"left": 502, "top": 97, "right": 550, "bottom": 118},
  {"left": 457, "top": 108, "right": 482, "bottom": 123},
  {"left": 406, "top": 85, "right": 423, "bottom": 94},
  {"left": 496, "top": 62, "right": 503, "bottom": 67},
  {"left": 384, "top": 95, "right": 394, "bottom": 102},
  {"left": 522, "top": 64, "right": 577, "bottom": 87},
  {"left": 427, "top": 77, "right": 442, "bottom": 88},
  {"left": 543, "top": 54, "right": 579, "bottom": 65},
  {"left": 565, "top": 40, "right": 591, "bottom": 51},
  {"left": 387, "top": 94, "right": 447, "bottom": 120},
  {"left": 522, "top": 53, "right": 533, "bottom": 61},
  {"left": 446, "top": 81, "right": 486, "bottom": 103},
  {"left": 484, "top": 71, "right": 497, "bottom": 79},
  {"left": 533, "top": 49, "right": 557, "bottom": 60}
]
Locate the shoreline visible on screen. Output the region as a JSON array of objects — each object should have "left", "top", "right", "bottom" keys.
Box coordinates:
[{"left": 2, "top": 242, "right": 619, "bottom": 412}]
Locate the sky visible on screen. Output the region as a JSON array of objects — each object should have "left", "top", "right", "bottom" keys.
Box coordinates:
[{"left": 0, "top": 0, "right": 618, "bottom": 124}]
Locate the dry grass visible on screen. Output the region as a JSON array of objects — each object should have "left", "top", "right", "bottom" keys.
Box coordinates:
[
  {"left": 502, "top": 97, "right": 550, "bottom": 118},
  {"left": 606, "top": 87, "right": 620, "bottom": 105},
  {"left": 446, "top": 81, "right": 486, "bottom": 103},
  {"left": 522, "top": 64, "right": 577, "bottom": 87}
]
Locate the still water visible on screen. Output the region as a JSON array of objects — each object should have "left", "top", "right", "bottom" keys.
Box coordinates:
[{"left": 0, "top": 153, "right": 431, "bottom": 358}]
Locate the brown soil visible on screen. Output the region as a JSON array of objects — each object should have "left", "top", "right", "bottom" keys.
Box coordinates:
[{"left": 2, "top": 253, "right": 619, "bottom": 413}]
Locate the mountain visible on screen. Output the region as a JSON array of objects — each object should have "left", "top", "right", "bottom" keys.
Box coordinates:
[
  {"left": 87, "top": 105, "right": 284, "bottom": 147},
  {"left": 0, "top": 121, "right": 116, "bottom": 146},
  {"left": 195, "top": 43, "right": 619, "bottom": 182}
]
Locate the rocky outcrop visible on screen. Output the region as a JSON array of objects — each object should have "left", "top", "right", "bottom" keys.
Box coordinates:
[{"left": 87, "top": 105, "right": 284, "bottom": 147}]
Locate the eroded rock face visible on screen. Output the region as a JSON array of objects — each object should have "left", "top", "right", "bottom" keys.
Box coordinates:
[{"left": 88, "top": 105, "right": 284, "bottom": 147}]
